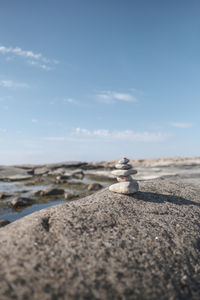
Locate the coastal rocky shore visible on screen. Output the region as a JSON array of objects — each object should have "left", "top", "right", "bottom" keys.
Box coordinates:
[
  {"left": 0, "top": 156, "right": 200, "bottom": 223},
  {"left": 1, "top": 156, "right": 200, "bottom": 182},
  {"left": 0, "top": 178, "right": 200, "bottom": 299}
]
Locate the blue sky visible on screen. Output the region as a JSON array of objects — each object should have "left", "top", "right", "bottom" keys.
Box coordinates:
[{"left": 0, "top": 0, "right": 199, "bottom": 164}]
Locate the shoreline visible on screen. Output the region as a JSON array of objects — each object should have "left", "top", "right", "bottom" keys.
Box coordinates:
[{"left": 1, "top": 156, "right": 200, "bottom": 224}]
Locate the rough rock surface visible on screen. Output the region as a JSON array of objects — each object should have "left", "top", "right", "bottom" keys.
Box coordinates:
[{"left": 0, "top": 179, "right": 200, "bottom": 300}]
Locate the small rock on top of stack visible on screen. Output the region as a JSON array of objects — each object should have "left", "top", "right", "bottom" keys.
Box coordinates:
[{"left": 109, "top": 157, "right": 139, "bottom": 194}]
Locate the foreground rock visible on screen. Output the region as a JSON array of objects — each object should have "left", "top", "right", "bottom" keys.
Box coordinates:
[{"left": 0, "top": 179, "right": 200, "bottom": 299}]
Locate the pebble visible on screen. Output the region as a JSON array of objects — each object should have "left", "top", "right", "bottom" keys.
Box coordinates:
[
  {"left": 117, "top": 176, "right": 133, "bottom": 182},
  {"left": 88, "top": 183, "right": 103, "bottom": 191},
  {"left": 111, "top": 169, "right": 137, "bottom": 177},
  {"left": 10, "top": 196, "right": 34, "bottom": 208},
  {"left": 118, "top": 157, "right": 129, "bottom": 164},
  {"left": 109, "top": 181, "right": 139, "bottom": 194},
  {"left": 115, "top": 164, "right": 132, "bottom": 170}
]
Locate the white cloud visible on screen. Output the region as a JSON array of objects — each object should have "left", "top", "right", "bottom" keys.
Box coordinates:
[
  {"left": 45, "top": 128, "right": 167, "bottom": 143},
  {"left": 0, "top": 45, "right": 58, "bottom": 70},
  {"left": 74, "top": 128, "right": 165, "bottom": 141},
  {"left": 96, "top": 90, "right": 137, "bottom": 103},
  {"left": 0, "top": 80, "right": 29, "bottom": 88},
  {"left": 64, "top": 98, "right": 79, "bottom": 105},
  {"left": 27, "top": 60, "right": 52, "bottom": 71},
  {"left": 170, "top": 122, "right": 193, "bottom": 128}
]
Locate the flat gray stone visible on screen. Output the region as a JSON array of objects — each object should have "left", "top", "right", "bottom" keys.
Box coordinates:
[
  {"left": 111, "top": 169, "right": 137, "bottom": 176},
  {"left": 117, "top": 175, "right": 133, "bottom": 182},
  {"left": 115, "top": 163, "right": 132, "bottom": 170},
  {"left": 109, "top": 181, "right": 139, "bottom": 194},
  {"left": 34, "top": 167, "right": 49, "bottom": 176},
  {"left": 0, "top": 179, "right": 200, "bottom": 299},
  {"left": 0, "top": 166, "right": 32, "bottom": 180},
  {"left": 7, "top": 174, "right": 33, "bottom": 181},
  {"left": 118, "top": 157, "right": 129, "bottom": 164}
]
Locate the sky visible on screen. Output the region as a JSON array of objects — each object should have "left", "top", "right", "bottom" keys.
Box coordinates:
[{"left": 0, "top": 0, "right": 199, "bottom": 164}]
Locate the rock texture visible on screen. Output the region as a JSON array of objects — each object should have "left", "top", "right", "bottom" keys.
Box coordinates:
[{"left": 0, "top": 179, "right": 200, "bottom": 300}]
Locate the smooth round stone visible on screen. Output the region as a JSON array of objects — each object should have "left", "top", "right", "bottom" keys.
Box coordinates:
[
  {"left": 111, "top": 169, "right": 137, "bottom": 177},
  {"left": 115, "top": 163, "right": 132, "bottom": 170},
  {"left": 117, "top": 176, "right": 133, "bottom": 182},
  {"left": 118, "top": 157, "right": 129, "bottom": 164},
  {"left": 109, "top": 181, "right": 139, "bottom": 194}
]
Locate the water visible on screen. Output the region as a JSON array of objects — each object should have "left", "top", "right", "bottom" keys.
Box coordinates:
[
  {"left": 0, "top": 177, "right": 111, "bottom": 223},
  {"left": 1, "top": 200, "right": 66, "bottom": 222},
  {"left": 0, "top": 181, "right": 60, "bottom": 222}
]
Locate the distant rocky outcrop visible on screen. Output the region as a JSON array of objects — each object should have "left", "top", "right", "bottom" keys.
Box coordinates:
[{"left": 0, "top": 179, "right": 200, "bottom": 299}]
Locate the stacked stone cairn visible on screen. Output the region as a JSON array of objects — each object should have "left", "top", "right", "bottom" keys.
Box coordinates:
[{"left": 109, "top": 157, "right": 139, "bottom": 194}]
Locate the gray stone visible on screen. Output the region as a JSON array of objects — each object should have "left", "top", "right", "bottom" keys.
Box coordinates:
[
  {"left": 40, "top": 188, "right": 65, "bottom": 196},
  {"left": 109, "top": 181, "right": 139, "bottom": 194},
  {"left": 0, "top": 179, "right": 199, "bottom": 299},
  {"left": 72, "top": 170, "right": 84, "bottom": 179},
  {"left": 111, "top": 169, "right": 137, "bottom": 177},
  {"left": 118, "top": 157, "right": 129, "bottom": 164},
  {"left": 0, "top": 166, "right": 33, "bottom": 180},
  {"left": 115, "top": 163, "right": 132, "bottom": 170},
  {"left": 64, "top": 191, "right": 79, "bottom": 200},
  {"left": 29, "top": 190, "right": 43, "bottom": 196},
  {"left": 10, "top": 196, "right": 34, "bottom": 208},
  {"left": 88, "top": 183, "right": 103, "bottom": 191},
  {"left": 117, "top": 175, "right": 133, "bottom": 182},
  {"left": 7, "top": 174, "right": 33, "bottom": 181},
  {"left": 34, "top": 167, "right": 49, "bottom": 176}
]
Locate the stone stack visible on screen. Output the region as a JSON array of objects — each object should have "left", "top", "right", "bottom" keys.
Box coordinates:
[{"left": 109, "top": 157, "right": 139, "bottom": 194}]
